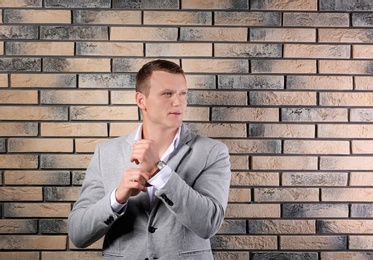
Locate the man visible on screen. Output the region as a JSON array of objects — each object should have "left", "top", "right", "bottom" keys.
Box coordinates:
[{"left": 68, "top": 60, "right": 231, "bottom": 259}]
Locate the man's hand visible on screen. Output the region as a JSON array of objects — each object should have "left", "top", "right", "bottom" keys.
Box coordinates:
[
  {"left": 130, "top": 139, "right": 160, "bottom": 174},
  {"left": 115, "top": 168, "right": 150, "bottom": 204}
]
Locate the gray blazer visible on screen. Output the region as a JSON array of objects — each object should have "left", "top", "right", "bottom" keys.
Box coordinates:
[{"left": 68, "top": 124, "right": 231, "bottom": 259}]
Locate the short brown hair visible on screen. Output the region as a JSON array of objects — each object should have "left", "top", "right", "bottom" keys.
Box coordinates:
[{"left": 136, "top": 60, "right": 185, "bottom": 96}]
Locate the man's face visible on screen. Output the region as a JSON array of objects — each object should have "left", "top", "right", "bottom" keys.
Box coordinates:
[{"left": 140, "top": 70, "right": 187, "bottom": 131}]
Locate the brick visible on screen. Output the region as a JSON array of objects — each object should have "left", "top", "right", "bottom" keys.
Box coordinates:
[
  {"left": 41, "top": 122, "right": 107, "bottom": 137},
  {"left": 79, "top": 74, "right": 135, "bottom": 89},
  {"left": 321, "top": 92, "right": 373, "bottom": 106},
  {"left": 45, "top": 0, "right": 111, "bottom": 8},
  {"left": 252, "top": 60, "right": 316, "bottom": 73},
  {"left": 351, "top": 108, "right": 373, "bottom": 121},
  {"left": 352, "top": 141, "right": 373, "bottom": 154},
  {"left": 40, "top": 219, "right": 67, "bottom": 234},
  {"left": 0, "top": 219, "right": 37, "bottom": 233},
  {"left": 41, "top": 90, "right": 108, "bottom": 104},
  {"left": 0, "top": 139, "right": 5, "bottom": 153},
  {"left": 255, "top": 188, "right": 319, "bottom": 202},
  {"left": 321, "top": 252, "right": 373, "bottom": 260},
  {"left": 72, "top": 171, "right": 86, "bottom": 185},
  {"left": 0, "top": 58, "right": 41, "bottom": 72},
  {"left": 113, "top": 58, "right": 179, "bottom": 73},
  {"left": 188, "top": 90, "right": 247, "bottom": 105},
  {"left": 284, "top": 44, "right": 350, "bottom": 58},
  {"left": 42, "top": 251, "right": 102, "bottom": 260},
  {"left": 0, "top": 252, "right": 40, "bottom": 260},
  {"left": 0, "top": 106, "right": 67, "bottom": 121},
  {"left": 250, "top": 28, "right": 316, "bottom": 42},
  {"left": 4, "top": 9, "right": 70, "bottom": 23},
  {"left": 186, "top": 123, "right": 246, "bottom": 138},
  {"left": 249, "top": 220, "right": 315, "bottom": 234},
  {"left": 112, "top": 0, "right": 178, "bottom": 9},
  {"left": 322, "top": 188, "right": 373, "bottom": 202},
  {"left": 75, "top": 138, "right": 107, "bottom": 153},
  {"left": 215, "top": 43, "right": 282, "bottom": 57},
  {"left": 355, "top": 76, "right": 373, "bottom": 90},
  {"left": 319, "top": 124, "right": 373, "bottom": 138},
  {"left": 351, "top": 172, "right": 373, "bottom": 185},
  {"left": 218, "top": 220, "right": 246, "bottom": 234},
  {"left": 144, "top": 11, "right": 211, "bottom": 25},
  {"left": 43, "top": 58, "right": 111, "bottom": 73},
  {"left": 282, "top": 172, "right": 348, "bottom": 186},
  {"left": 182, "top": 0, "right": 248, "bottom": 9},
  {"left": 231, "top": 172, "right": 279, "bottom": 186},
  {"left": 319, "top": 29, "right": 373, "bottom": 43},
  {"left": 252, "top": 252, "right": 318, "bottom": 260},
  {"left": 222, "top": 139, "right": 281, "bottom": 154},
  {"left": 282, "top": 108, "right": 347, "bottom": 122},
  {"left": 111, "top": 27, "right": 178, "bottom": 41},
  {"left": 212, "top": 235, "right": 277, "bottom": 250},
  {"left": 0, "top": 187, "right": 42, "bottom": 201},
  {"left": 0, "top": 0, "right": 41, "bottom": 7},
  {"left": 281, "top": 236, "right": 346, "bottom": 250},
  {"left": 252, "top": 156, "right": 318, "bottom": 170},
  {"left": 180, "top": 27, "right": 247, "bottom": 42},
  {"left": 45, "top": 187, "right": 81, "bottom": 201},
  {"left": 228, "top": 188, "right": 251, "bottom": 202},
  {"left": 352, "top": 13, "right": 373, "bottom": 26},
  {"left": 353, "top": 45, "right": 373, "bottom": 58},
  {"left": 321, "top": 156, "right": 373, "bottom": 171},
  {"left": 0, "top": 155, "right": 38, "bottom": 169},
  {"left": 76, "top": 42, "right": 143, "bottom": 56},
  {"left": 215, "top": 11, "right": 280, "bottom": 26},
  {"left": 251, "top": 0, "right": 317, "bottom": 10},
  {"left": 283, "top": 203, "right": 348, "bottom": 218},
  {"left": 283, "top": 12, "right": 349, "bottom": 26},
  {"left": 11, "top": 74, "right": 76, "bottom": 88},
  {"left": 70, "top": 106, "right": 138, "bottom": 120},
  {"left": 0, "top": 235, "right": 66, "bottom": 250},
  {"left": 184, "top": 107, "right": 210, "bottom": 121},
  {"left": 0, "top": 90, "right": 38, "bottom": 104},
  {"left": 0, "top": 41, "right": 3, "bottom": 55},
  {"left": 320, "top": 1, "right": 373, "bottom": 11},
  {"left": 0, "top": 123, "right": 38, "bottom": 136},
  {"left": 287, "top": 76, "right": 352, "bottom": 90},
  {"left": 218, "top": 75, "right": 284, "bottom": 90},
  {"left": 284, "top": 140, "right": 349, "bottom": 154},
  {"left": 185, "top": 75, "right": 215, "bottom": 89},
  {"left": 350, "top": 236, "right": 373, "bottom": 250},
  {"left": 74, "top": 10, "right": 141, "bottom": 24},
  {"left": 226, "top": 204, "right": 280, "bottom": 218},
  {"left": 182, "top": 59, "right": 248, "bottom": 73},
  {"left": 319, "top": 220, "right": 373, "bottom": 234},
  {"left": 40, "top": 154, "right": 92, "bottom": 169},
  {"left": 146, "top": 43, "right": 212, "bottom": 57},
  {"left": 4, "top": 171, "right": 70, "bottom": 185},
  {"left": 0, "top": 74, "right": 7, "bottom": 87},
  {"left": 109, "top": 122, "right": 141, "bottom": 137},
  {"left": 6, "top": 42, "right": 74, "bottom": 56},
  {"left": 351, "top": 204, "right": 373, "bottom": 218},
  {"left": 8, "top": 138, "right": 73, "bottom": 153},
  {"left": 4, "top": 203, "right": 71, "bottom": 218},
  {"left": 111, "top": 90, "right": 136, "bottom": 104},
  {"left": 212, "top": 107, "right": 278, "bottom": 122},
  {"left": 250, "top": 91, "right": 316, "bottom": 105},
  {"left": 250, "top": 124, "right": 315, "bottom": 138},
  {"left": 0, "top": 25, "right": 38, "bottom": 39},
  {"left": 41, "top": 26, "right": 108, "bottom": 40},
  {"left": 214, "top": 252, "right": 250, "bottom": 260},
  {"left": 229, "top": 156, "right": 249, "bottom": 170}
]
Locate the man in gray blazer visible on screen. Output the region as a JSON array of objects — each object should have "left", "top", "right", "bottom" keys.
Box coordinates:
[{"left": 68, "top": 60, "right": 231, "bottom": 259}]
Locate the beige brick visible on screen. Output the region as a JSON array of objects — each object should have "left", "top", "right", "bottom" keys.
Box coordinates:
[
  {"left": 70, "top": 106, "right": 138, "bottom": 120},
  {"left": 0, "top": 187, "right": 42, "bottom": 201},
  {"left": 351, "top": 172, "right": 373, "bottom": 186},
  {"left": 74, "top": 10, "right": 141, "bottom": 24},
  {"left": 0, "top": 219, "right": 37, "bottom": 233},
  {"left": 42, "top": 251, "right": 102, "bottom": 260},
  {"left": 0, "top": 106, "right": 67, "bottom": 120},
  {"left": 215, "top": 43, "right": 281, "bottom": 58},
  {"left": 41, "top": 154, "right": 92, "bottom": 169},
  {"left": 111, "top": 27, "right": 178, "bottom": 41},
  {"left": 0, "top": 74, "right": 7, "bottom": 87},
  {"left": 212, "top": 235, "right": 277, "bottom": 250},
  {"left": 353, "top": 44, "right": 373, "bottom": 58},
  {"left": 283, "top": 12, "right": 349, "bottom": 26},
  {"left": 287, "top": 76, "right": 352, "bottom": 90},
  {"left": 0, "top": 252, "right": 39, "bottom": 260},
  {"left": 354, "top": 107, "right": 373, "bottom": 121},
  {"left": 0, "top": 90, "right": 38, "bottom": 104},
  {"left": 249, "top": 124, "right": 315, "bottom": 138},
  {"left": 321, "top": 252, "right": 373, "bottom": 260},
  {"left": 146, "top": 43, "right": 212, "bottom": 57},
  {"left": 8, "top": 138, "right": 73, "bottom": 153},
  {"left": 111, "top": 90, "right": 136, "bottom": 105},
  {"left": 109, "top": 122, "right": 141, "bottom": 137},
  {"left": 0, "top": 235, "right": 66, "bottom": 250},
  {"left": 11, "top": 74, "right": 76, "bottom": 88},
  {"left": 184, "top": 107, "right": 210, "bottom": 121},
  {"left": 319, "top": 29, "right": 373, "bottom": 43},
  {"left": 355, "top": 76, "right": 373, "bottom": 90},
  {"left": 4, "top": 9, "right": 70, "bottom": 23},
  {"left": 222, "top": 139, "right": 280, "bottom": 154},
  {"left": 41, "top": 90, "right": 108, "bottom": 104},
  {"left": 4, "top": 171, "right": 70, "bottom": 185},
  {"left": 281, "top": 236, "right": 346, "bottom": 250},
  {"left": 213, "top": 252, "right": 250, "bottom": 260},
  {"left": 79, "top": 74, "right": 134, "bottom": 89},
  {"left": 113, "top": 58, "right": 179, "bottom": 73},
  {"left": 7, "top": 42, "right": 74, "bottom": 56},
  {"left": 75, "top": 138, "right": 107, "bottom": 153},
  {"left": 182, "top": 0, "right": 248, "bottom": 9},
  {"left": 144, "top": 11, "right": 211, "bottom": 25},
  {"left": 320, "top": 220, "right": 373, "bottom": 234},
  {"left": 212, "top": 107, "right": 279, "bottom": 122},
  {"left": 76, "top": 42, "right": 143, "bottom": 56},
  {"left": 255, "top": 188, "right": 319, "bottom": 202},
  {"left": 229, "top": 156, "right": 249, "bottom": 170},
  {"left": 252, "top": 60, "right": 316, "bottom": 73},
  {"left": 352, "top": 140, "right": 373, "bottom": 154},
  {"left": 0, "top": 155, "right": 38, "bottom": 169},
  {"left": 188, "top": 90, "right": 247, "bottom": 105},
  {"left": 181, "top": 27, "right": 247, "bottom": 42},
  {"left": 43, "top": 58, "right": 111, "bottom": 72},
  {"left": 321, "top": 157, "right": 373, "bottom": 171},
  {"left": 252, "top": 156, "right": 318, "bottom": 170},
  {"left": 349, "top": 236, "right": 373, "bottom": 250},
  {"left": 250, "top": 28, "right": 316, "bottom": 42},
  {"left": 284, "top": 140, "right": 349, "bottom": 154},
  {"left": 41, "top": 122, "right": 107, "bottom": 137},
  {"left": 4, "top": 203, "right": 71, "bottom": 218},
  {"left": 319, "top": 124, "right": 373, "bottom": 138},
  {"left": 231, "top": 172, "right": 279, "bottom": 186},
  {"left": 282, "top": 172, "right": 348, "bottom": 186},
  {"left": 226, "top": 204, "right": 280, "bottom": 218},
  {"left": 215, "top": 12, "right": 280, "bottom": 26},
  {"left": 251, "top": 0, "right": 317, "bottom": 10},
  {"left": 323, "top": 188, "right": 373, "bottom": 201},
  {"left": 249, "top": 220, "right": 315, "bottom": 234},
  {"left": 284, "top": 44, "right": 350, "bottom": 58},
  {"left": 283, "top": 108, "right": 348, "bottom": 122},
  {"left": 186, "top": 123, "right": 246, "bottom": 138},
  {"left": 250, "top": 91, "right": 316, "bottom": 105},
  {"left": 185, "top": 75, "right": 215, "bottom": 89},
  {"left": 0, "top": 0, "right": 41, "bottom": 7},
  {"left": 228, "top": 188, "right": 251, "bottom": 202},
  {"left": 0, "top": 123, "right": 38, "bottom": 136},
  {"left": 0, "top": 41, "right": 3, "bottom": 55},
  {"left": 183, "top": 58, "right": 248, "bottom": 73},
  {"left": 321, "top": 92, "right": 373, "bottom": 106}
]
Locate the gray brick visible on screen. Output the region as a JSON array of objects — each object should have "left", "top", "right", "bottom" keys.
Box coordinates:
[
  {"left": 0, "top": 139, "right": 5, "bottom": 153},
  {"left": 0, "top": 220, "right": 37, "bottom": 234},
  {"left": 284, "top": 12, "right": 349, "bottom": 27},
  {"left": 252, "top": 252, "right": 318, "bottom": 260},
  {"left": 215, "top": 43, "right": 282, "bottom": 57},
  {"left": 72, "top": 171, "right": 85, "bottom": 185},
  {"left": 320, "top": 0, "right": 373, "bottom": 11},
  {"left": 40, "top": 26, "right": 108, "bottom": 40},
  {"left": 45, "top": 187, "right": 80, "bottom": 201},
  {"left": 351, "top": 204, "right": 373, "bottom": 218},
  {"left": 113, "top": 0, "right": 179, "bottom": 9},
  {"left": 218, "top": 220, "right": 246, "bottom": 234},
  {"left": 0, "top": 58, "right": 41, "bottom": 72},
  {"left": 213, "top": 252, "right": 251, "bottom": 260},
  {"left": 218, "top": 75, "right": 284, "bottom": 90},
  {"left": 0, "top": 26, "right": 38, "bottom": 39},
  {"left": 45, "top": 0, "right": 111, "bottom": 8},
  {"left": 283, "top": 203, "right": 348, "bottom": 218},
  {"left": 40, "top": 219, "right": 68, "bottom": 234},
  {"left": 282, "top": 172, "right": 348, "bottom": 186},
  {"left": 215, "top": 11, "right": 279, "bottom": 26},
  {"left": 282, "top": 108, "right": 347, "bottom": 122},
  {"left": 79, "top": 74, "right": 136, "bottom": 89},
  {"left": 187, "top": 90, "right": 247, "bottom": 106},
  {"left": 352, "top": 13, "right": 373, "bottom": 26}
]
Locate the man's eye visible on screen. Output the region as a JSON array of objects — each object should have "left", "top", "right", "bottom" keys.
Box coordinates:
[
  {"left": 180, "top": 91, "right": 187, "bottom": 96},
  {"left": 164, "top": 92, "right": 172, "bottom": 96}
]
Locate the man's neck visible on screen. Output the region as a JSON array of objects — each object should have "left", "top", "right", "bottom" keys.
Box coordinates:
[{"left": 142, "top": 123, "right": 180, "bottom": 156}]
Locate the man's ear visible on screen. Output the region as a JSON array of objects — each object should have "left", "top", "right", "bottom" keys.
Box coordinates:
[{"left": 136, "top": 92, "right": 146, "bottom": 110}]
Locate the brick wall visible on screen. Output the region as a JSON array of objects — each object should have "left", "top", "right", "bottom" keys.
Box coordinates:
[{"left": 1, "top": 0, "right": 373, "bottom": 259}]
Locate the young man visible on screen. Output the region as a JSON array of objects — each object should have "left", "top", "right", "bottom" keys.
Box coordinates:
[{"left": 68, "top": 60, "right": 231, "bottom": 259}]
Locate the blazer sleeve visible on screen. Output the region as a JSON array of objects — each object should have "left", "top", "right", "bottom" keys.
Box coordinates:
[{"left": 155, "top": 140, "right": 231, "bottom": 239}]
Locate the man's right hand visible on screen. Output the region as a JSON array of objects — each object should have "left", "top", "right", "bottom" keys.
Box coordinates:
[{"left": 115, "top": 168, "right": 150, "bottom": 204}]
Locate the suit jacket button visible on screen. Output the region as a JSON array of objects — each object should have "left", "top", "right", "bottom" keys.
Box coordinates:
[{"left": 148, "top": 227, "right": 156, "bottom": 233}]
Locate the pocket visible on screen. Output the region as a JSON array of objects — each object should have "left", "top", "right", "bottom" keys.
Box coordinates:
[
  {"left": 179, "top": 248, "right": 212, "bottom": 257},
  {"left": 102, "top": 253, "right": 123, "bottom": 259}
]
